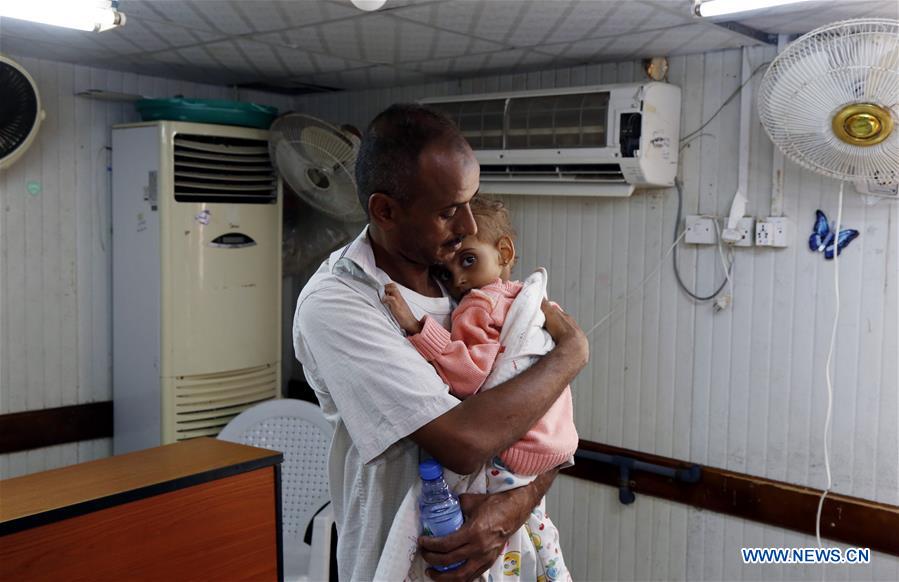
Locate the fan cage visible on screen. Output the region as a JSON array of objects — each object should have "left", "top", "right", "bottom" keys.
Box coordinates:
[
  {"left": 757, "top": 18, "right": 899, "bottom": 184},
  {"left": 269, "top": 114, "right": 366, "bottom": 221},
  {"left": 0, "top": 56, "right": 42, "bottom": 170}
]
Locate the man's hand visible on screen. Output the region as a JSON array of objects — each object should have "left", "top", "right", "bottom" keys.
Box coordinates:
[
  {"left": 418, "top": 490, "right": 523, "bottom": 581},
  {"left": 412, "top": 300, "right": 587, "bottom": 475},
  {"left": 418, "top": 467, "right": 559, "bottom": 582},
  {"left": 541, "top": 299, "right": 589, "bottom": 368}
]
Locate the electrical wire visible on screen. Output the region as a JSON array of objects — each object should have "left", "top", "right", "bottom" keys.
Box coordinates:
[
  {"left": 95, "top": 145, "right": 112, "bottom": 252},
  {"left": 716, "top": 227, "right": 735, "bottom": 296},
  {"left": 584, "top": 230, "right": 686, "bottom": 338},
  {"left": 582, "top": 58, "right": 783, "bottom": 335},
  {"left": 672, "top": 178, "right": 732, "bottom": 301},
  {"left": 679, "top": 131, "right": 716, "bottom": 152},
  {"left": 678, "top": 61, "right": 771, "bottom": 146},
  {"left": 672, "top": 61, "right": 769, "bottom": 301},
  {"left": 584, "top": 175, "right": 736, "bottom": 338},
  {"left": 713, "top": 218, "right": 736, "bottom": 309},
  {"left": 816, "top": 181, "right": 843, "bottom": 547}
]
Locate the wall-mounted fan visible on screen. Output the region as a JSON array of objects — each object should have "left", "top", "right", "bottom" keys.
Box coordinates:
[
  {"left": 0, "top": 55, "right": 45, "bottom": 170},
  {"left": 757, "top": 17, "right": 899, "bottom": 548},
  {"left": 758, "top": 18, "right": 898, "bottom": 188},
  {"left": 269, "top": 113, "right": 367, "bottom": 277}
]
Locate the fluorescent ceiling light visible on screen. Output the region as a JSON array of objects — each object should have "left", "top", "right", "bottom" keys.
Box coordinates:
[
  {"left": 695, "top": 0, "right": 816, "bottom": 18},
  {"left": 0, "top": 0, "right": 126, "bottom": 32},
  {"left": 351, "top": 0, "right": 387, "bottom": 11}
]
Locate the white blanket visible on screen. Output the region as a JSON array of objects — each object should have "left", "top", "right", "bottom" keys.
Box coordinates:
[{"left": 374, "top": 269, "right": 571, "bottom": 582}]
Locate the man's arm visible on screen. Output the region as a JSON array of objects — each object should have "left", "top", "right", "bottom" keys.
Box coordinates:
[
  {"left": 418, "top": 467, "right": 561, "bottom": 581},
  {"left": 412, "top": 300, "right": 588, "bottom": 474}
]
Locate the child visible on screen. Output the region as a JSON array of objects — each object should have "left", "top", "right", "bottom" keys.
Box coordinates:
[
  {"left": 380, "top": 196, "right": 577, "bottom": 581},
  {"left": 383, "top": 196, "right": 579, "bottom": 476}
]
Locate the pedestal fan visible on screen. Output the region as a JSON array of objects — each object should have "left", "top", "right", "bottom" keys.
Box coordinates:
[{"left": 269, "top": 113, "right": 367, "bottom": 277}]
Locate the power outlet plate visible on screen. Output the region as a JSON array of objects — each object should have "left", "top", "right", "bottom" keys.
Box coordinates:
[
  {"left": 756, "top": 220, "right": 773, "bottom": 246},
  {"left": 731, "top": 216, "right": 755, "bottom": 247},
  {"left": 685, "top": 215, "right": 717, "bottom": 245},
  {"left": 756, "top": 217, "right": 792, "bottom": 247}
]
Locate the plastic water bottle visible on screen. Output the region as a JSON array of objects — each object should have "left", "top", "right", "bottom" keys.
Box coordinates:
[{"left": 419, "top": 459, "right": 465, "bottom": 572}]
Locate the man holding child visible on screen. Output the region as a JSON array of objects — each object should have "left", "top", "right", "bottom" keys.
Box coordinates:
[{"left": 293, "top": 104, "right": 588, "bottom": 581}]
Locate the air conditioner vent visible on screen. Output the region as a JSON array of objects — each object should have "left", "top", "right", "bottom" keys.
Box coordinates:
[
  {"left": 506, "top": 92, "right": 609, "bottom": 149},
  {"left": 430, "top": 91, "right": 611, "bottom": 150},
  {"left": 172, "top": 363, "right": 278, "bottom": 440},
  {"left": 173, "top": 134, "right": 276, "bottom": 204},
  {"left": 481, "top": 163, "right": 625, "bottom": 182},
  {"left": 429, "top": 98, "right": 506, "bottom": 149}
]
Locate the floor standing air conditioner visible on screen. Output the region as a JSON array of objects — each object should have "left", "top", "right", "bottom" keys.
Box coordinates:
[{"left": 113, "top": 121, "right": 282, "bottom": 454}]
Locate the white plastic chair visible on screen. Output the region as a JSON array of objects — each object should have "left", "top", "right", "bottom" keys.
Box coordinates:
[{"left": 218, "top": 399, "right": 335, "bottom": 582}]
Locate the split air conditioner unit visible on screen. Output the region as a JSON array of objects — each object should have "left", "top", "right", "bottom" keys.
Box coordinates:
[{"left": 422, "top": 82, "right": 681, "bottom": 197}]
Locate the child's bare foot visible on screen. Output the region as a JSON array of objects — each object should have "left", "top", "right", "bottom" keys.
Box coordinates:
[{"left": 383, "top": 283, "right": 423, "bottom": 335}]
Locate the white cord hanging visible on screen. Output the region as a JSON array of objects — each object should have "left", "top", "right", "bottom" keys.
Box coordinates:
[{"left": 815, "top": 182, "right": 844, "bottom": 548}]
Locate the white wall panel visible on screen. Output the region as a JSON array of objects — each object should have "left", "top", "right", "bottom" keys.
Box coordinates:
[
  {"left": 0, "top": 55, "right": 291, "bottom": 479},
  {"left": 549, "top": 475, "right": 898, "bottom": 582},
  {"left": 294, "top": 46, "right": 899, "bottom": 580},
  {"left": 2, "top": 44, "right": 896, "bottom": 579}
]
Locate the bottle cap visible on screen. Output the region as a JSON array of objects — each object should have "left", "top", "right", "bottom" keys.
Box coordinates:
[{"left": 419, "top": 459, "right": 443, "bottom": 480}]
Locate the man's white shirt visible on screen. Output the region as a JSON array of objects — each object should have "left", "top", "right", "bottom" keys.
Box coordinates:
[{"left": 293, "top": 227, "right": 458, "bottom": 581}]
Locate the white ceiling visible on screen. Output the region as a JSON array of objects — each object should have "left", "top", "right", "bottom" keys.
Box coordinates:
[{"left": 0, "top": 0, "right": 896, "bottom": 92}]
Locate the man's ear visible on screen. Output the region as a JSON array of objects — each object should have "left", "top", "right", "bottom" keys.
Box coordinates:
[
  {"left": 497, "top": 235, "right": 515, "bottom": 266},
  {"left": 368, "top": 193, "right": 396, "bottom": 229}
]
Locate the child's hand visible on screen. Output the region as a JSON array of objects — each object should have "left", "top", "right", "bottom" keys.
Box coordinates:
[{"left": 383, "top": 283, "right": 423, "bottom": 336}]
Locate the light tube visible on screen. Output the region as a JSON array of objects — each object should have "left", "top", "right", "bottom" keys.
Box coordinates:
[
  {"left": 696, "top": 0, "right": 816, "bottom": 18},
  {"left": 0, "top": 0, "right": 125, "bottom": 32}
]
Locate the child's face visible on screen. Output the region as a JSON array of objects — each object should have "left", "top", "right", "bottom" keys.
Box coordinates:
[{"left": 438, "top": 235, "right": 505, "bottom": 298}]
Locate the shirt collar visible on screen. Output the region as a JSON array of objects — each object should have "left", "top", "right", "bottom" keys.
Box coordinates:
[
  {"left": 328, "top": 225, "right": 389, "bottom": 294},
  {"left": 329, "top": 225, "right": 456, "bottom": 306}
]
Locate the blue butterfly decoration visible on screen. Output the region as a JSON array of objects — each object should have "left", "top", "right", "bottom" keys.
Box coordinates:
[{"left": 808, "top": 209, "right": 859, "bottom": 260}]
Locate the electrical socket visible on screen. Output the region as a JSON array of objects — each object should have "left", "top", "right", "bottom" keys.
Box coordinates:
[
  {"left": 756, "top": 217, "right": 792, "bottom": 247},
  {"left": 685, "top": 215, "right": 717, "bottom": 244},
  {"left": 756, "top": 221, "right": 773, "bottom": 246},
  {"left": 731, "top": 216, "right": 755, "bottom": 247}
]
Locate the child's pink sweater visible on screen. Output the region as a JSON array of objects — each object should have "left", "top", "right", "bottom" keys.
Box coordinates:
[{"left": 408, "top": 278, "right": 578, "bottom": 475}]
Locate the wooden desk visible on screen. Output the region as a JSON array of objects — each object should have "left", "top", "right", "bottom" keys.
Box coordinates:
[{"left": 0, "top": 437, "right": 283, "bottom": 581}]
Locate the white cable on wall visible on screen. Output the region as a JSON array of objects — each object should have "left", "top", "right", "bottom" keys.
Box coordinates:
[
  {"left": 713, "top": 219, "right": 736, "bottom": 311},
  {"left": 584, "top": 230, "right": 686, "bottom": 338},
  {"left": 585, "top": 178, "right": 736, "bottom": 340},
  {"left": 672, "top": 179, "right": 733, "bottom": 302},
  {"left": 815, "top": 181, "right": 844, "bottom": 547}
]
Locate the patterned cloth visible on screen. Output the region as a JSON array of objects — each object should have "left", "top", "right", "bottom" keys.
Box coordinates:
[{"left": 373, "top": 457, "right": 571, "bottom": 582}]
